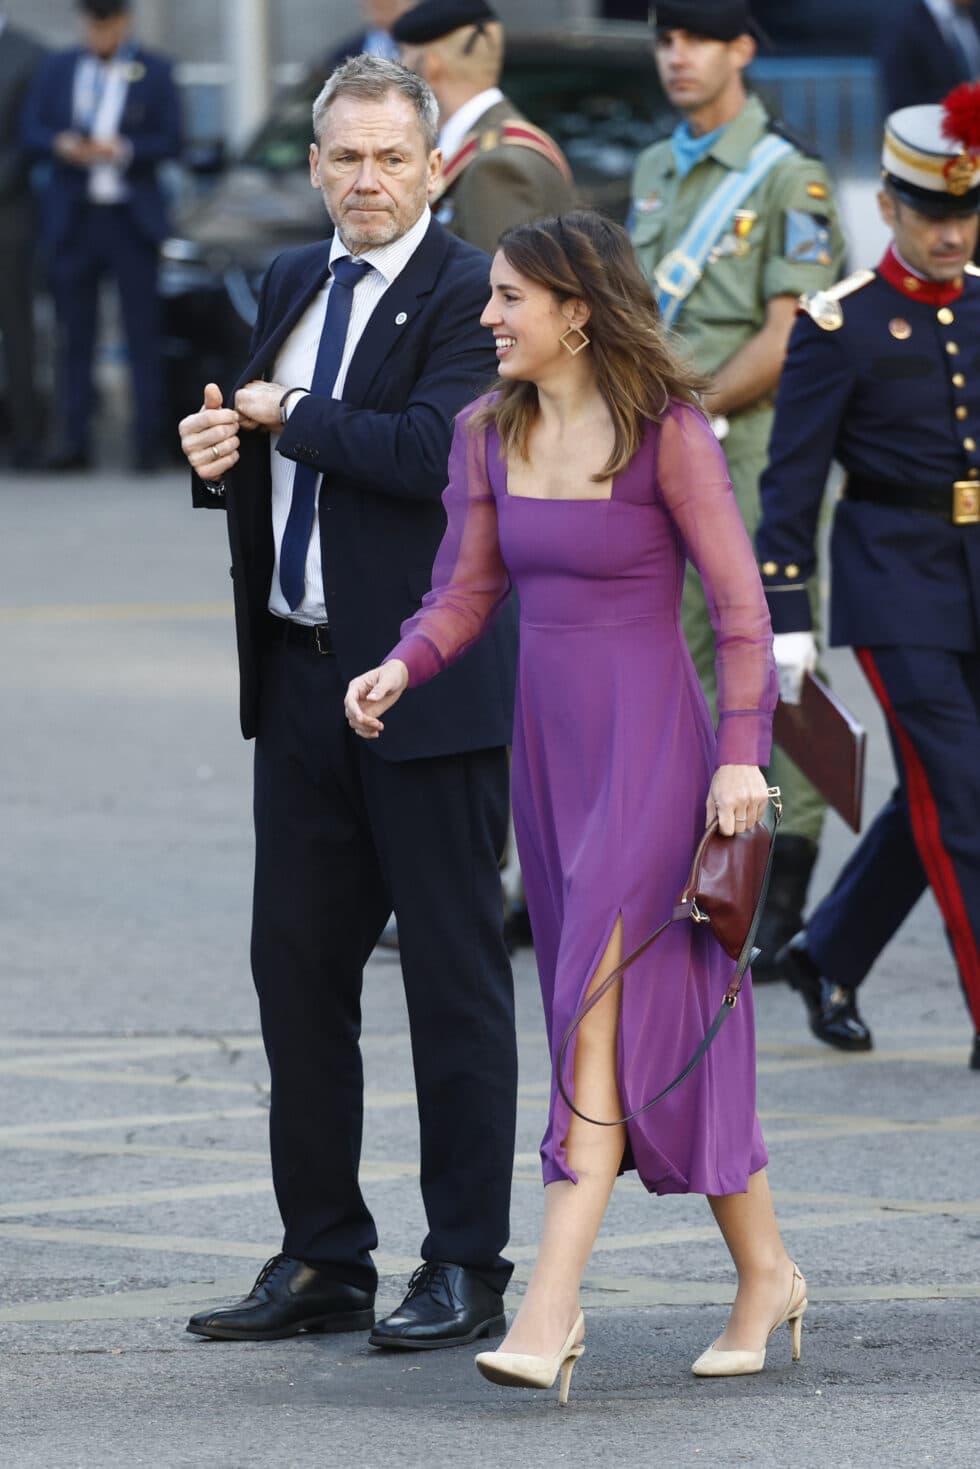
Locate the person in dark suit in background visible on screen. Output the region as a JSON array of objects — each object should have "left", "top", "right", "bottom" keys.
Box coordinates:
[
  {"left": 177, "top": 56, "right": 519, "bottom": 1352},
  {"left": 0, "top": 13, "right": 44, "bottom": 469},
  {"left": 324, "top": 0, "right": 414, "bottom": 72},
  {"left": 0, "top": 11, "right": 44, "bottom": 467},
  {"left": 879, "top": 1, "right": 980, "bottom": 113},
  {"left": 21, "top": 0, "right": 181, "bottom": 470}
]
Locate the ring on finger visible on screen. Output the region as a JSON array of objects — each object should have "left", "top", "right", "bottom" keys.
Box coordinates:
[{"left": 210, "top": 444, "right": 221, "bottom": 461}]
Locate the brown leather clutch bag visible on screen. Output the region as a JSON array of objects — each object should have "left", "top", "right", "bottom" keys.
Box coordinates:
[{"left": 556, "top": 789, "right": 782, "bottom": 1128}]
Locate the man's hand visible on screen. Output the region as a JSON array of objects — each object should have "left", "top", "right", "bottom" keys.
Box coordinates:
[
  {"left": 773, "top": 631, "right": 817, "bottom": 705},
  {"left": 178, "top": 383, "right": 240, "bottom": 480},
  {"left": 53, "top": 131, "right": 92, "bottom": 165},
  {"left": 344, "top": 661, "right": 410, "bottom": 739},
  {"left": 706, "top": 765, "right": 770, "bottom": 836},
  {"left": 235, "top": 381, "right": 293, "bottom": 432}
]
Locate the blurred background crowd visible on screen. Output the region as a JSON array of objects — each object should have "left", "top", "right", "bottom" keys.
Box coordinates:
[{"left": 3, "top": 0, "right": 980, "bottom": 471}]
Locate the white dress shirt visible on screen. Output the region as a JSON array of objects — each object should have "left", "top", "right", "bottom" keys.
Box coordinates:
[
  {"left": 72, "top": 50, "right": 133, "bottom": 204},
  {"left": 437, "top": 86, "right": 504, "bottom": 162},
  {"left": 924, "top": 0, "right": 980, "bottom": 76},
  {"left": 267, "top": 205, "right": 433, "bottom": 624}
]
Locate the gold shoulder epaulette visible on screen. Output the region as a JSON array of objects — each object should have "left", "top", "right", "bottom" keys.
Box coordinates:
[
  {"left": 825, "top": 269, "right": 876, "bottom": 301},
  {"left": 798, "top": 269, "right": 875, "bottom": 331},
  {"left": 965, "top": 262, "right": 980, "bottom": 277}
]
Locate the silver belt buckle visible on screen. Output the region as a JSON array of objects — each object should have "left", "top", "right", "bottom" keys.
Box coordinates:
[
  {"left": 654, "top": 250, "right": 703, "bottom": 301},
  {"left": 313, "top": 625, "right": 331, "bottom": 655}
]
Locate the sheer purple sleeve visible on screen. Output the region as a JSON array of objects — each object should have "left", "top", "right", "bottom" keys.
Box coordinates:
[
  {"left": 386, "top": 403, "right": 511, "bottom": 686},
  {"left": 657, "top": 403, "right": 777, "bottom": 766}
]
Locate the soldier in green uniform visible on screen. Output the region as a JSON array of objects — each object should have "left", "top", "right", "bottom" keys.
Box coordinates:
[
  {"left": 393, "top": 0, "right": 575, "bottom": 257},
  {"left": 630, "top": 0, "right": 845, "bottom": 973}
]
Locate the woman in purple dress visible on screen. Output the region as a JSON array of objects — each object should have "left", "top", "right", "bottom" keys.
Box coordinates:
[{"left": 345, "top": 212, "right": 807, "bottom": 1402}]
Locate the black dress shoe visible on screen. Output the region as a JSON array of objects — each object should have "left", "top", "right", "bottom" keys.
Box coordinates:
[
  {"left": 368, "top": 1262, "right": 506, "bottom": 1350},
  {"left": 186, "top": 1254, "right": 375, "bottom": 1341},
  {"left": 970, "top": 1034, "right": 980, "bottom": 1071},
  {"left": 44, "top": 449, "right": 92, "bottom": 472},
  {"left": 779, "top": 932, "right": 873, "bottom": 1052}
]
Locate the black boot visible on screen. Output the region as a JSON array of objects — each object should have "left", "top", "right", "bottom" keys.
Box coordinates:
[
  {"left": 752, "top": 836, "right": 818, "bottom": 982},
  {"left": 779, "top": 932, "right": 873, "bottom": 1051}
]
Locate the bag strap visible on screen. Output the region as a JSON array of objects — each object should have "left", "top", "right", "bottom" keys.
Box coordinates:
[
  {"left": 654, "top": 132, "right": 794, "bottom": 329},
  {"left": 555, "top": 800, "right": 780, "bottom": 1129}
]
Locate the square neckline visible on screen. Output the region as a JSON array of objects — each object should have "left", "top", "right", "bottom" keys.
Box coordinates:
[{"left": 488, "top": 422, "right": 618, "bottom": 504}]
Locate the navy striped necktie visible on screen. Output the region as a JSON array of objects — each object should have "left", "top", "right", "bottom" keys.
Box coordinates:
[{"left": 279, "top": 255, "right": 372, "bottom": 611}]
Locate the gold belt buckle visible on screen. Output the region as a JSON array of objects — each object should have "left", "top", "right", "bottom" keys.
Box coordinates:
[{"left": 953, "top": 481, "right": 980, "bottom": 525}]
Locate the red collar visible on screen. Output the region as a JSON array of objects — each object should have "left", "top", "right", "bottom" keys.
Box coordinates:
[{"left": 877, "top": 246, "right": 965, "bottom": 306}]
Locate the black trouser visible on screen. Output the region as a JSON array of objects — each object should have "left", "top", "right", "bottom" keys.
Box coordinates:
[
  {"left": 250, "top": 640, "right": 517, "bottom": 1295},
  {"left": 48, "top": 204, "right": 162, "bottom": 458},
  {"left": 808, "top": 645, "right": 980, "bottom": 1030},
  {"left": 0, "top": 235, "right": 40, "bottom": 459}
]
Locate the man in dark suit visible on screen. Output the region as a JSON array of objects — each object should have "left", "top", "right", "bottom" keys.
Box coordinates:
[
  {"left": 879, "top": 1, "right": 980, "bottom": 113},
  {"left": 21, "top": 0, "right": 181, "bottom": 470},
  {"left": 324, "top": 0, "right": 413, "bottom": 72},
  {"left": 0, "top": 14, "right": 44, "bottom": 469},
  {"left": 178, "top": 56, "right": 518, "bottom": 1351}
]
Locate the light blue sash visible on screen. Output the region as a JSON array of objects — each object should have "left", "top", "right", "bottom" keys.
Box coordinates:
[{"left": 654, "top": 133, "right": 794, "bottom": 328}]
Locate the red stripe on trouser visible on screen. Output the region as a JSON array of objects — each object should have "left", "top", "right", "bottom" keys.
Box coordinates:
[{"left": 856, "top": 648, "right": 980, "bottom": 1026}]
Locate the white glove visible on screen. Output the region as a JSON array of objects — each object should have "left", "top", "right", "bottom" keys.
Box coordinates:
[{"left": 773, "top": 631, "right": 817, "bottom": 705}]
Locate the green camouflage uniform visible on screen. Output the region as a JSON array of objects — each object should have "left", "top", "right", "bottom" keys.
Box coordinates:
[{"left": 630, "top": 94, "right": 845, "bottom": 842}]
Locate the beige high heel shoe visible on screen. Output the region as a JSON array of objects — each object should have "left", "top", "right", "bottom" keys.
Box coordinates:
[
  {"left": 691, "top": 1265, "right": 808, "bottom": 1378},
  {"left": 475, "top": 1311, "right": 585, "bottom": 1406}
]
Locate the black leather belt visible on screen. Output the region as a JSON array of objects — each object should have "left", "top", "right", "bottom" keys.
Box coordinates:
[
  {"left": 266, "top": 613, "right": 334, "bottom": 654},
  {"left": 845, "top": 474, "right": 980, "bottom": 525}
]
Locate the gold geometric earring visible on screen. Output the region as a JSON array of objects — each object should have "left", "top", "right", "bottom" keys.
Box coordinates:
[{"left": 559, "top": 325, "right": 591, "bottom": 356}]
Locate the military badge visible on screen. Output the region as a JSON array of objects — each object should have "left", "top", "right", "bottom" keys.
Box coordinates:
[
  {"left": 806, "top": 181, "right": 828, "bottom": 200},
  {"left": 635, "top": 192, "right": 663, "bottom": 215},
  {"left": 785, "top": 210, "right": 833, "bottom": 266}
]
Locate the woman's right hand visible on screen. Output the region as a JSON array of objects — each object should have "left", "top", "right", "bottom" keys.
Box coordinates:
[{"left": 344, "top": 660, "right": 409, "bottom": 739}]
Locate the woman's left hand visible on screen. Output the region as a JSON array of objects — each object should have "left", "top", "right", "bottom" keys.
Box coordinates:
[{"left": 706, "top": 765, "right": 769, "bottom": 836}]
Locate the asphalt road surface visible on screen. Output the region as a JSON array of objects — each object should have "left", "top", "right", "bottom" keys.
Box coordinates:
[{"left": 1, "top": 469, "right": 977, "bottom": 1468}]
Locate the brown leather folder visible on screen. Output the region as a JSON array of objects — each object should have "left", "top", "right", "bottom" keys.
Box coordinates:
[{"left": 772, "top": 672, "right": 867, "bottom": 833}]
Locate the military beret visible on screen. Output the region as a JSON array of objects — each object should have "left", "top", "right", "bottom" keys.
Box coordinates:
[
  {"left": 650, "top": 1, "right": 766, "bottom": 44},
  {"left": 392, "top": 0, "right": 498, "bottom": 46}
]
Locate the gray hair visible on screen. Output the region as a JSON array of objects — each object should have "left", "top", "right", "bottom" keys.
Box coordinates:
[{"left": 312, "top": 55, "right": 440, "bottom": 153}]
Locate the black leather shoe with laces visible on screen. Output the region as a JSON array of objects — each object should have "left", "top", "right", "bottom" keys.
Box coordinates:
[
  {"left": 779, "top": 932, "right": 873, "bottom": 1052},
  {"left": 186, "top": 1254, "right": 375, "bottom": 1341},
  {"left": 368, "top": 1262, "right": 506, "bottom": 1350}
]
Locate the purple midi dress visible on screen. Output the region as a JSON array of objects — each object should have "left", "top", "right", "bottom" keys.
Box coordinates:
[{"left": 389, "top": 397, "right": 778, "bottom": 1197}]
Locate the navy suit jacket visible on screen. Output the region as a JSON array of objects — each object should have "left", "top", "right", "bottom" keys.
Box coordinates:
[
  {"left": 20, "top": 45, "right": 181, "bottom": 256},
  {"left": 877, "top": 0, "right": 980, "bottom": 113},
  {"left": 194, "top": 217, "right": 517, "bottom": 761},
  {"left": 757, "top": 268, "right": 980, "bottom": 653}
]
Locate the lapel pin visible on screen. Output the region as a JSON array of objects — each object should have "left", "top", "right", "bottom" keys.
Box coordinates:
[{"left": 395, "top": 312, "right": 408, "bottom": 325}]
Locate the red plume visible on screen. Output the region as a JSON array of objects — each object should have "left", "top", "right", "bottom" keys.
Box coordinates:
[{"left": 941, "top": 82, "right": 980, "bottom": 151}]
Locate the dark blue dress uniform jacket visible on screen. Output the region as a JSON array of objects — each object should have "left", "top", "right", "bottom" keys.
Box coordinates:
[{"left": 757, "top": 258, "right": 980, "bottom": 652}]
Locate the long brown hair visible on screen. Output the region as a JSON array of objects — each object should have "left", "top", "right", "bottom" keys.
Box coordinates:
[{"left": 472, "top": 210, "right": 709, "bottom": 478}]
